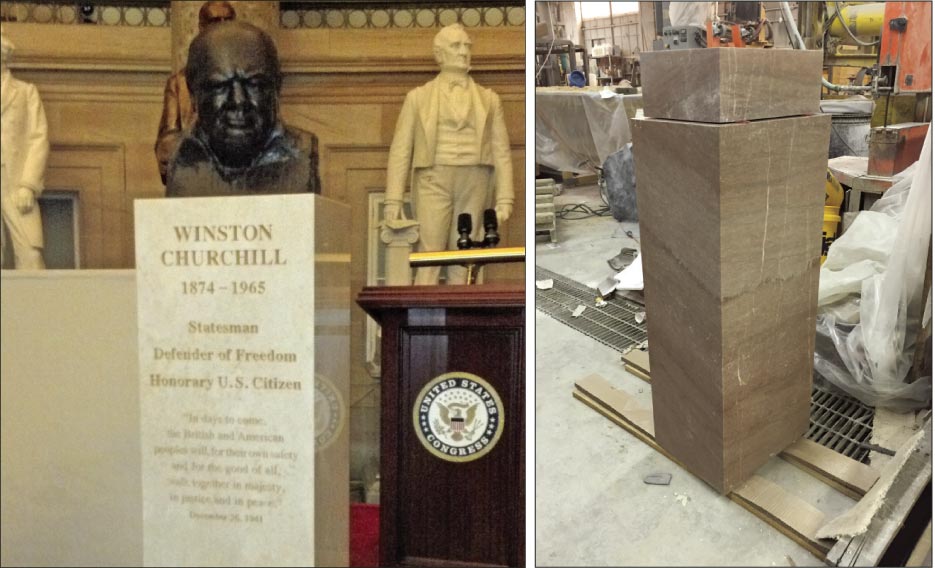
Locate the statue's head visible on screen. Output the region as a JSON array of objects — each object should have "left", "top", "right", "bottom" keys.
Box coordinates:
[
  {"left": 198, "top": 1, "right": 236, "bottom": 33},
  {"left": 0, "top": 33, "right": 14, "bottom": 72},
  {"left": 186, "top": 21, "right": 281, "bottom": 169},
  {"left": 433, "top": 24, "right": 472, "bottom": 74}
]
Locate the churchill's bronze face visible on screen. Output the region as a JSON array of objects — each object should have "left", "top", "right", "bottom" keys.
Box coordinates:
[{"left": 186, "top": 22, "right": 281, "bottom": 169}]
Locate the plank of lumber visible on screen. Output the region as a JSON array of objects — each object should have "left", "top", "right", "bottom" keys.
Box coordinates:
[
  {"left": 622, "top": 349, "right": 651, "bottom": 374},
  {"left": 730, "top": 476, "right": 832, "bottom": 558},
  {"left": 623, "top": 364, "right": 652, "bottom": 384},
  {"left": 781, "top": 439, "right": 879, "bottom": 500},
  {"left": 906, "top": 521, "right": 933, "bottom": 567},
  {"left": 572, "top": 389, "right": 677, "bottom": 466},
  {"left": 575, "top": 374, "right": 654, "bottom": 437}
]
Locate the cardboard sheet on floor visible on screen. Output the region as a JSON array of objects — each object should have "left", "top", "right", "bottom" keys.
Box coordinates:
[
  {"left": 780, "top": 439, "right": 880, "bottom": 500},
  {"left": 731, "top": 475, "right": 829, "bottom": 556}
]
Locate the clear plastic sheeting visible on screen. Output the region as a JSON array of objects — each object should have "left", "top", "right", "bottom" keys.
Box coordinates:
[
  {"left": 669, "top": 2, "right": 712, "bottom": 26},
  {"left": 535, "top": 87, "right": 643, "bottom": 174},
  {"left": 815, "top": 130, "right": 933, "bottom": 410}
]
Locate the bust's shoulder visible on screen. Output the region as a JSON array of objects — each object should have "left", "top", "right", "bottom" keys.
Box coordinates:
[
  {"left": 280, "top": 125, "right": 319, "bottom": 156},
  {"left": 172, "top": 131, "right": 211, "bottom": 168}
]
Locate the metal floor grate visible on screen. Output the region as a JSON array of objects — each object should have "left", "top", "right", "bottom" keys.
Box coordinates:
[
  {"left": 537, "top": 266, "right": 878, "bottom": 463},
  {"left": 535, "top": 266, "right": 648, "bottom": 352},
  {"left": 806, "top": 383, "right": 876, "bottom": 464}
]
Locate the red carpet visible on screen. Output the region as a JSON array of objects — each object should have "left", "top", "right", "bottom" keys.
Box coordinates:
[{"left": 350, "top": 503, "right": 380, "bottom": 567}]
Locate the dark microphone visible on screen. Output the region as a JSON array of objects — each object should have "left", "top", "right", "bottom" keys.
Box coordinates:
[
  {"left": 483, "top": 208, "right": 500, "bottom": 247},
  {"left": 456, "top": 213, "right": 472, "bottom": 250}
]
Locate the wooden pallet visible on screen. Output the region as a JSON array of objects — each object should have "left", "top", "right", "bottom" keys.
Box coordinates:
[
  {"left": 619, "top": 350, "right": 878, "bottom": 500},
  {"left": 573, "top": 373, "right": 884, "bottom": 560}
]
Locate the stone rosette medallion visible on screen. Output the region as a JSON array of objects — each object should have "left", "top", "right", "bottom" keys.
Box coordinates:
[
  {"left": 315, "top": 374, "right": 345, "bottom": 453},
  {"left": 412, "top": 371, "right": 504, "bottom": 463}
]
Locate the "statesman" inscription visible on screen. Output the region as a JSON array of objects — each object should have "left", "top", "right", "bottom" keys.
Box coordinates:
[{"left": 188, "top": 321, "right": 260, "bottom": 334}]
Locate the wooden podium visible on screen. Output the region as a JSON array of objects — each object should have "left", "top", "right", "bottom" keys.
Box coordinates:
[{"left": 357, "top": 284, "right": 525, "bottom": 568}]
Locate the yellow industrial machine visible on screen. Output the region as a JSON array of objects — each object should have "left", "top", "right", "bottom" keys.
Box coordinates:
[
  {"left": 798, "top": 2, "right": 883, "bottom": 72},
  {"left": 822, "top": 169, "right": 845, "bottom": 264},
  {"left": 826, "top": 2, "right": 885, "bottom": 41}
]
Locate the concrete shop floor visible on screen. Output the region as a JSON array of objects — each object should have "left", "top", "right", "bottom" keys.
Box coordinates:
[{"left": 534, "top": 182, "right": 853, "bottom": 567}]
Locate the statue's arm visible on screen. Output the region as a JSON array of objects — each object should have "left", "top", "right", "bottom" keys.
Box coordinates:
[
  {"left": 489, "top": 92, "right": 514, "bottom": 222},
  {"left": 19, "top": 83, "right": 50, "bottom": 197},
  {"left": 155, "top": 75, "right": 183, "bottom": 183},
  {"left": 385, "top": 90, "right": 418, "bottom": 206}
]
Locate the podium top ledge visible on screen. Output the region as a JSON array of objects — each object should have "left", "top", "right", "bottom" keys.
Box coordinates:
[{"left": 356, "top": 284, "right": 524, "bottom": 320}]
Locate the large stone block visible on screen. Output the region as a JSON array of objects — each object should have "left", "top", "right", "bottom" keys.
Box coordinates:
[
  {"left": 632, "top": 113, "right": 831, "bottom": 493},
  {"left": 640, "top": 49, "right": 823, "bottom": 123}
]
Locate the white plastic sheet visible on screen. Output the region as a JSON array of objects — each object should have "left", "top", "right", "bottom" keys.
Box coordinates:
[
  {"left": 815, "top": 132, "right": 932, "bottom": 409},
  {"left": 535, "top": 88, "right": 643, "bottom": 174},
  {"left": 668, "top": 2, "right": 712, "bottom": 26},
  {"left": 614, "top": 253, "right": 644, "bottom": 291}
]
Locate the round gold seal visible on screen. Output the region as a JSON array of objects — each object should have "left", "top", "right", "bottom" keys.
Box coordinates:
[
  {"left": 412, "top": 372, "right": 505, "bottom": 463},
  {"left": 314, "top": 375, "right": 345, "bottom": 453}
]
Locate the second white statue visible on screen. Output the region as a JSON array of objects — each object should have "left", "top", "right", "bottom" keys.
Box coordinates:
[
  {"left": 384, "top": 23, "right": 514, "bottom": 286},
  {"left": 0, "top": 32, "right": 50, "bottom": 270}
]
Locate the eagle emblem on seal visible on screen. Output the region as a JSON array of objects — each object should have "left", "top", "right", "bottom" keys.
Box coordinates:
[{"left": 437, "top": 402, "right": 480, "bottom": 441}]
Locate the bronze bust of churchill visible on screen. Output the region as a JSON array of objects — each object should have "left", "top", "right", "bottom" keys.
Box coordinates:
[{"left": 166, "top": 21, "right": 321, "bottom": 197}]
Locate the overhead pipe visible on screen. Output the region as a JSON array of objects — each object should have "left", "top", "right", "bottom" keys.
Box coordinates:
[
  {"left": 779, "top": 1, "right": 872, "bottom": 93},
  {"left": 826, "top": 1, "right": 884, "bottom": 46}
]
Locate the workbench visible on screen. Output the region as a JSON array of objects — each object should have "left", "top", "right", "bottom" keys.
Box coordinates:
[{"left": 828, "top": 155, "right": 901, "bottom": 213}]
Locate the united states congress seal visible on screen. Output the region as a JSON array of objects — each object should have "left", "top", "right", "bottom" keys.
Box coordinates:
[{"left": 412, "top": 372, "right": 504, "bottom": 463}]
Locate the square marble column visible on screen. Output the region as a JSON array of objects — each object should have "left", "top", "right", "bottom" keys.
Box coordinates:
[
  {"left": 632, "top": 113, "right": 831, "bottom": 493},
  {"left": 639, "top": 49, "right": 823, "bottom": 123}
]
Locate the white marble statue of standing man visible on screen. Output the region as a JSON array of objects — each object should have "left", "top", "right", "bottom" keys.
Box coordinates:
[
  {"left": 384, "top": 23, "right": 514, "bottom": 285},
  {"left": 0, "top": 32, "right": 49, "bottom": 269}
]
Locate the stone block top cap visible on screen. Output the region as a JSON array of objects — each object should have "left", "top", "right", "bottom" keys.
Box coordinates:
[{"left": 640, "top": 48, "right": 823, "bottom": 123}]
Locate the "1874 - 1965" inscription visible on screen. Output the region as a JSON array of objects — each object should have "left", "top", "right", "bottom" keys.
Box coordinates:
[{"left": 182, "top": 281, "right": 266, "bottom": 295}]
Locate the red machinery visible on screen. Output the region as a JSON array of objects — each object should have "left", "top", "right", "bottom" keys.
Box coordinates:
[
  {"left": 869, "top": 2, "right": 931, "bottom": 176},
  {"left": 878, "top": 1, "right": 932, "bottom": 95}
]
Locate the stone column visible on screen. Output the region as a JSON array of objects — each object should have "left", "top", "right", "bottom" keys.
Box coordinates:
[
  {"left": 380, "top": 220, "right": 420, "bottom": 286},
  {"left": 633, "top": 48, "right": 831, "bottom": 495},
  {"left": 170, "top": 1, "right": 280, "bottom": 72}
]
